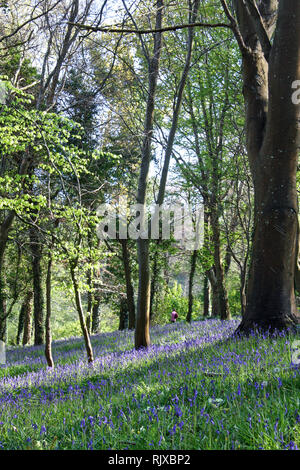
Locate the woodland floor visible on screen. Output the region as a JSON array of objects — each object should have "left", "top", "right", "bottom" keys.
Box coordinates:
[{"left": 0, "top": 318, "right": 299, "bottom": 450}]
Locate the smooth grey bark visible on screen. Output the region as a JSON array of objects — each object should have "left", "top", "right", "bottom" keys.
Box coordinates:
[
  {"left": 224, "top": 0, "right": 300, "bottom": 331},
  {"left": 135, "top": 0, "right": 164, "bottom": 349},
  {"left": 207, "top": 268, "right": 219, "bottom": 317},
  {"left": 135, "top": 0, "right": 200, "bottom": 348}
]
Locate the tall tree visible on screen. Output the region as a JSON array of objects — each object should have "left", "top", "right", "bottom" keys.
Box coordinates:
[
  {"left": 135, "top": 0, "right": 200, "bottom": 348},
  {"left": 220, "top": 0, "right": 300, "bottom": 331},
  {"left": 134, "top": 0, "right": 164, "bottom": 348}
]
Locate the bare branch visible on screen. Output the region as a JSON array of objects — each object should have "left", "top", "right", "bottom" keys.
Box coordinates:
[
  {"left": 0, "top": 0, "right": 61, "bottom": 43},
  {"left": 68, "top": 20, "right": 232, "bottom": 35}
]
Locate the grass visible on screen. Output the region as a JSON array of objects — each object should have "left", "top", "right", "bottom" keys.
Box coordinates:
[{"left": 0, "top": 318, "right": 299, "bottom": 450}]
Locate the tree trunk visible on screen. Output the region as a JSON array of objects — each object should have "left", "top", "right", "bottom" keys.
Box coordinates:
[
  {"left": 208, "top": 269, "right": 219, "bottom": 317},
  {"left": 231, "top": 0, "right": 300, "bottom": 332},
  {"left": 30, "top": 226, "right": 45, "bottom": 345},
  {"left": 202, "top": 202, "right": 210, "bottom": 317},
  {"left": 135, "top": 0, "right": 163, "bottom": 349},
  {"left": 203, "top": 273, "right": 210, "bottom": 317},
  {"left": 86, "top": 311, "right": 91, "bottom": 335},
  {"left": 70, "top": 263, "right": 94, "bottom": 363},
  {"left": 0, "top": 256, "right": 7, "bottom": 342},
  {"left": 0, "top": 211, "right": 15, "bottom": 340},
  {"left": 86, "top": 261, "right": 101, "bottom": 334},
  {"left": 91, "top": 296, "right": 101, "bottom": 334},
  {"left": 16, "top": 302, "right": 25, "bottom": 345},
  {"left": 135, "top": 0, "right": 199, "bottom": 347},
  {"left": 45, "top": 251, "right": 54, "bottom": 367},
  {"left": 210, "top": 203, "right": 231, "bottom": 320},
  {"left": 187, "top": 249, "right": 198, "bottom": 322},
  {"left": 0, "top": 156, "right": 30, "bottom": 338},
  {"left": 136, "top": 238, "right": 151, "bottom": 347},
  {"left": 120, "top": 239, "right": 135, "bottom": 329},
  {"left": 0, "top": 296, "right": 6, "bottom": 342},
  {"left": 119, "top": 297, "right": 128, "bottom": 331},
  {"left": 23, "top": 291, "right": 33, "bottom": 346}
]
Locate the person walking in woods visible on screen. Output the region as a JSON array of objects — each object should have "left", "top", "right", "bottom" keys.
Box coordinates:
[{"left": 171, "top": 309, "right": 178, "bottom": 323}]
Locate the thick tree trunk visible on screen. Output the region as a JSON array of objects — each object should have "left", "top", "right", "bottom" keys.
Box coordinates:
[
  {"left": 233, "top": 0, "right": 300, "bottom": 332},
  {"left": 30, "top": 226, "right": 45, "bottom": 345},
  {"left": 120, "top": 239, "right": 135, "bottom": 329},
  {"left": 241, "top": 193, "right": 299, "bottom": 331},
  {"left": 22, "top": 291, "right": 33, "bottom": 346},
  {"left": 187, "top": 249, "right": 198, "bottom": 322}
]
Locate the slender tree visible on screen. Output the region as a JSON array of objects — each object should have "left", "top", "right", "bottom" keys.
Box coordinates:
[
  {"left": 135, "top": 0, "right": 200, "bottom": 348},
  {"left": 22, "top": 291, "right": 33, "bottom": 346},
  {"left": 134, "top": 0, "right": 164, "bottom": 348},
  {"left": 45, "top": 246, "right": 54, "bottom": 367}
]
